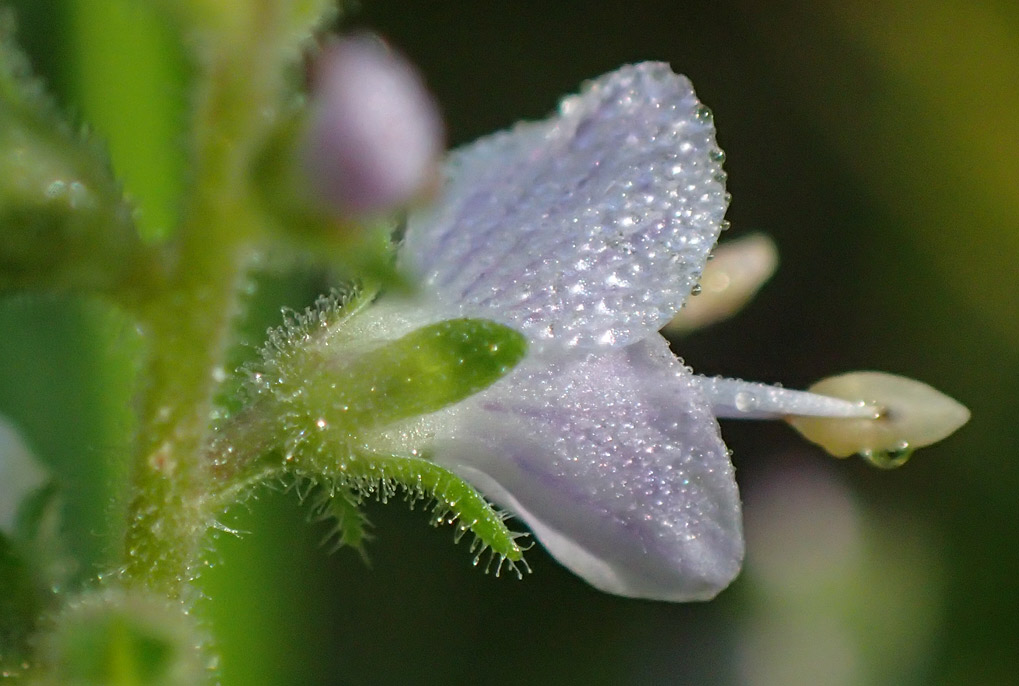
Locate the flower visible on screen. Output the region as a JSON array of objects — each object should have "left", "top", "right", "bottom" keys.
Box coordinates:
[
  {"left": 0, "top": 413, "right": 47, "bottom": 533},
  {"left": 363, "top": 63, "right": 968, "bottom": 601}
]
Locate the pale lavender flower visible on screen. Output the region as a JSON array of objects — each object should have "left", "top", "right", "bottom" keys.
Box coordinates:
[
  {"left": 303, "top": 34, "right": 444, "bottom": 215},
  {"left": 362, "top": 63, "right": 967, "bottom": 601},
  {"left": 0, "top": 414, "right": 46, "bottom": 532}
]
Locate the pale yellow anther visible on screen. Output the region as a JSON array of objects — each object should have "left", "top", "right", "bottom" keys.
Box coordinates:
[
  {"left": 666, "top": 233, "right": 778, "bottom": 334},
  {"left": 787, "top": 371, "right": 970, "bottom": 467}
]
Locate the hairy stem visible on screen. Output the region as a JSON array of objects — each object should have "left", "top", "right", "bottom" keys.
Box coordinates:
[{"left": 120, "top": 31, "right": 282, "bottom": 598}]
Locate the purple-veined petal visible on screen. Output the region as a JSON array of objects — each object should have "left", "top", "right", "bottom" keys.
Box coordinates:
[
  {"left": 429, "top": 335, "right": 743, "bottom": 600},
  {"left": 401, "top": 62, "right": 729, "bottom": 349}
]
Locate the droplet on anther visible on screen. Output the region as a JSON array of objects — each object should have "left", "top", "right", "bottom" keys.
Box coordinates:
[{"left": 787, "top": 371, "right": 970, "bottom": 463}]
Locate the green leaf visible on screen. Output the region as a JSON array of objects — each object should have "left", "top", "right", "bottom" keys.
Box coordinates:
[
  {"left": 39, "top": 589, "right": 206, "bottom": 686},
  {"left": 0, "top": 532, "right": 47, "bottom": 674},
  {"left": 65, "top": 0, "right": 191, "bottom": 242},
  {"left": 0, "top": 14, "right": 162, "bottom": 298}
]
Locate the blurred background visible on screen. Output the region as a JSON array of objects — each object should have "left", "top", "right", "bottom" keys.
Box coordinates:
[{"left": 2, "top": 0, "right": 1016, "bottom": 684}]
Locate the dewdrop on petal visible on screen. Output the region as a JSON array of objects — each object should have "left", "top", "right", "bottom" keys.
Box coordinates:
[
  {"left": 787, "top": 372, "right": 970, "bottom": 467},
  {"left": 303, "top": 34, "right": 444, "bottom": 215}
]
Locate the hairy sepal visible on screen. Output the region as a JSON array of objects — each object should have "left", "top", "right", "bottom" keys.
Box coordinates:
[{"left": 224, "top": 293, "right": 529, "bottom": 570}]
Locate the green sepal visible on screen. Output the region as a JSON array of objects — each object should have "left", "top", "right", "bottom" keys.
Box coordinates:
[
  {"left": 302, "top": 451, "right": 525, "bottom": 567},
  {"left": 0, "top": 15, "right": 162, "bottom": 298},
  {"left": 316, "top": 318, "right": 527, "bottom": 432},
  {"left": 213, "top": 309, "right": 528, "bottom": 569}
]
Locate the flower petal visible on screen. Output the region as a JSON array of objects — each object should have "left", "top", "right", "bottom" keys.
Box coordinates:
[
  {"left": 429, "top": 336, "right": 743, "bottom": 600},
  {"left": 402, "top": 63, "right": 729, "bottom": 349}
]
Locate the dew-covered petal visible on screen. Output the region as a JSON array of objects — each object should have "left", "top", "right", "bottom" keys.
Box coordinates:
[
  {"left": 429, "top": 335, "right": 743, "bottom": 600},
  {"left": 402, "top": 63, "right": 729, "bottom": 349}
]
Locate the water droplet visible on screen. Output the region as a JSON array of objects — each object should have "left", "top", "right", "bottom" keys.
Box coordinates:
[
  {"left": 710, "top": 147, "right": 726, "bottom": 163},
  {"left": 691, "top": 284, "right": 702, "bottom": 296},
  {"left": 694, "top": 104, "right": 714, "bottom": 124},
  {"left": 719, "top": 219, "right": 731, "bottom": 231},
  {"left": 859, "top": 442, "right": 913, "bottom": 469},
  {"left": 734, "top": 391, "right": 758, "bottom": 412}
]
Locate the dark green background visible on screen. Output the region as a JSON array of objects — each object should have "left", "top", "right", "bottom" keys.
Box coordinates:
[{"left": 3, "top": 1, "right": 1016, "bottom": 684}]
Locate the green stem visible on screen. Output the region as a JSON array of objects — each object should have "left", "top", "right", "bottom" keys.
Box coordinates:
[{"left": 120, "top": 34, "right": 283, "bottom": 598}]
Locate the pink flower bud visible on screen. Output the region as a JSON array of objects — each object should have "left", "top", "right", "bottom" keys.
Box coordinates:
[{"left": 304, "top": 34, "right": 444, "bottom": 216}]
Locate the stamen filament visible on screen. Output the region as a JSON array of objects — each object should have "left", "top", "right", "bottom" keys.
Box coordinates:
[{"left": 693, "top": 375, "right": 880, "bottom": 420}]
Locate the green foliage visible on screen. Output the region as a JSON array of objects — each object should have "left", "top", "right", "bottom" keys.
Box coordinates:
[
  {"left": 37, "top": 590, "right": 206, "bottom": 686},
  {"left": 0, "top": 15, "right": 160, "bottom": 298},
  {"left": 0, "top": 0, "right": 531, "bottom": 682},
  {"left": 0, "top": 533, "right": 47, "bottom": 673},
  {"left": 63, "top": 0, "right": 191, "bottom": 242}
]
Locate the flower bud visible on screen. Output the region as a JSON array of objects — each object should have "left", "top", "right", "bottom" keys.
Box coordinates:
[{"left": 303, "top": 34, "right": 444, "bottom": 216}]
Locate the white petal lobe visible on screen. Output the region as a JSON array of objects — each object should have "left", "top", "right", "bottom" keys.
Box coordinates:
[
  {"left": 402, "top": 63, "right": 729, "bottom": 349},
  {"left": 429, "top": 336, "right": 743, "bottom": 600}
]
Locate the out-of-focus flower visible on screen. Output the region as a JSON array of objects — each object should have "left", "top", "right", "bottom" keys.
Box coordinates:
[
  {"left": 302, "top": 34, "right": 444, "bottom": 216},
  {"left": 0, "top": 414, "right": 47, "bottom": 533},
  {"left": 356, "top": 63, "right": 968, "bottom": 601}
]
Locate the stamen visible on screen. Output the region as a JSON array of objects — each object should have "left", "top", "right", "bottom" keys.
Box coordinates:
[
  {"left": 666, "top": 233, "right": 779, "bottom": 334},
  {"left": 693, "top": 375, "right": 880, "bottom": 420},
  {"left": 696, "top": 372, "right": 969, "bottom": 468},
  {"left": 786, "top": 371, "right": 970, "bottom": 464}
]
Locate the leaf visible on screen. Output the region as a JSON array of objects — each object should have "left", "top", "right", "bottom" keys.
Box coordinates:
[
  {"left": 64, "top": 0, "right": 191, "bottom": 241},
  {"left": 0, "top": 12, "right": 161, "bottom": 297},
  {"left": 0, "top": 532, "right": 47, "bottom": 673},
  {"left": 38, "top": 589, "right": 206, "bottom": 686}
]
